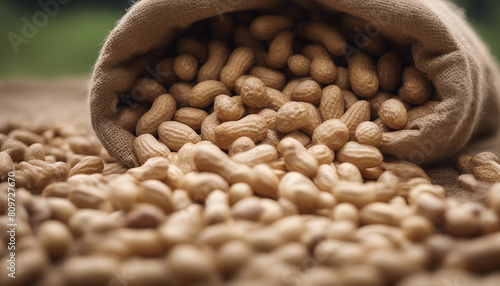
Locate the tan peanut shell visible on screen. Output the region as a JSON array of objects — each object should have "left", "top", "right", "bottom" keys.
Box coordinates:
[
  {"left": 233, "top": 25, "right": 267, "bottom": 67},
  {"left": 220, "top": 47, "right": 255, "bottom": 90},
  {"left": 232, "top": 145, "right": 278, "bottom": 166},
  {"left": 173, "top": 54, "right": 198, "bottom": 81},
  {"left": 169, "top": 82, "right": 193, "bottom": 108},
  {"left": 308, "top": 145, "right": 335, "bottom": 165},
  {"left": 198, "top": 40, "right": 230, "bottom": 82},
  {"left": 25, "top": 143, "right": 45, "bottom": 161},
  {"left": 340, "top": 100, "right": 371, "bottom": 139},
  {"left": 399, "top": 66, "right": 432, "bottom": 105},
  {"left": 173, "top": 107, "right": 208, "bottom": 132},
  {"left": 275, "top": 102, "right": 308, "bottom": 134},
  {"left": 310, "top": 57, "right": 337, "bottom": 85},
  {"left": 136, "top": 93, "right": 176, "bottom": 136},
  {"left": 291, "top": 80, "right": 322, "bottom": 105},
  {"left": 367, "top": 91, "right": 391, "bottom": 119},
  {"left": 320, "top": 85, "right": 344, "bottom": 120},
  {"left": 302, "top": 22, "right": 346, "bottom": 56},
  {"left": 337, "top": 141, "right": 383, "bottom": 169},
  {"left": 333, "top": 67, "right": 351, "bottom": 90},
  {"left": 200, "top": 112, "right": 221, "bottom": 144},
  {"left": 342, "top": 89, "right": 359, "bottom": 111},
  {"left": 248, "top": 67, "right": 286, "bottom": 90},
  {"left": 377, "top": 52, "right": 402, "bottom": 91},
  {"left": 279, "top": 137, "right": 318, "bottom": 178},
  {"left": 158, "top": 121, "right": 201, "bottom": 151},
  {"left": 348, "top": 53, "right": 379, "bottom": 98},
  {"left": 241, "top": 77, "right": 268, "bottom": 108},
  {"left": 131, "top": 78, "right": 167, "bottom": 103},
  {"left": 69, "top": 156, "right": 104, "bottom": 177},
  {"left": 354, "top": 121, "right": 382, "bottom": 146},
  {"left": 312, "top": 119, "right": 349, "bottom": 150},
  {"left": 267, "top": 30, "right": 294, "bottom": 69},
  {"left": 378, "top": 99, "right": 408, "bottom": 130},
  {"left": 188, "top": 80, "right": 230, "bottom": 108},
  {"left": 266, "top": 87, "right": 289, "bottom": 111},
  {"left": 176, "top": 37, "right": 207, "bottom": 63},
  {"left": 234, "top": 75, "right": 253, "bottom": 95},
  {"left": 229, "top": 137, "right": 256, "bottom": 157},
  {"left": 299, "top": 103, "right": 322, "bottom": 137},
  {"left": 0, "top": 151, "right": 14, "bottom": 180},
  {"left": 214, "top": 114, "right": 268, "bottom": 150},
  {"left": 301, "top": 44, "right": 330, "bottom": 60},
  {"left": 155, "top": 58, "right": 179, "bottom": 86},
  {"left": 116, "top": 104, "right": 148, "bottom": 134},
  {"left": 134, "top": 134, "right": 171, "bottom": 165},
  {"left": 278, "top": 171, "right": 320, "bottom": 213},
  {"left": 288, "top": 54, "right": 311, "bottom": 77},
  {"left": 257, "top": 108, "right": 277, "bottom": 130},
  {"left": 249, "top": 15, "right": 294, "bottom": 41},
  {"left": 214, "top": 95, "right": 245, "bottom": 122}
]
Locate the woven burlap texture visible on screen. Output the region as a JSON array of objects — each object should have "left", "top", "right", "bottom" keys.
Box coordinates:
[{"left": 90, "top": 0, "right": 500, "bottom": 168}]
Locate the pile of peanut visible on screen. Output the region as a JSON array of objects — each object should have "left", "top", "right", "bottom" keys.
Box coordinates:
[{"left": 2, "top": 8, "right": 500, "bottom": 286}]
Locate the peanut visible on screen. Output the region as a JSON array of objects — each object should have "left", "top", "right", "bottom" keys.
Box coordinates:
[
  {"left": 179, "top": 172, "right": 229, "bottom": 202},
  {"left": 198, "top": 40, "right": 230, "bottom": 82},
  {"left": 176, "top": 37, "right": 207, "bottom": 63},
  {"left": 188, "top": 80, "right": 230, "bottom": 108},
  {"left": 116, "top": 104, "right": 149, "bottom": 133},
  {"left": 278, "top": 137, "right": 318, "bottom": 177},
  {"left": 301, "top": 22, "right": 346, "bottom": 56},
  {"left": 220, "top": 47, "right": 255, "bottom": 90},
  {"left": 291, "top": 80, "right": 322, "bottom": 105},
  {"left": 288, "top": 54, "right": 311, "bottom": 77},
  {"left": 334, "top": 67, "right": 351, "bottom": 90},
  {"left": 340, "top": 100, "right": 370, "bottom": 139},
  {"left": 354, "top": 121, "right": 382, "bottom": 146},
  {"left": 214, "top": 114, "right": 268, "bottom": 150},
  {"left": 229, "top": 136, "right": 256, "bottom": 157},
  {"left": 312, "top": 119, "right": 349, "bottom": 150},
  {"left": 377, "top": 52, "right": 402, "bottom": 91},
  {"left": 130, "top": 78, "right": 167, "bottom": 103},
  {"left": 136, "top": 94, "right": 176, "bottom": 136},
  {"left": 267, "top": 30, "right": 294, "bottom": 69},
  {"left": 173, "top": 53, "right": 198, "bottom": 81},
  {"left": 134, "top": 134, "right": 171, "bottom": 165},
  {"left": 348, "top": 53, "right": 379, "bottom": 98},
  {"left": 241, "top": 77, "right": 268, "bottom": 108},
  {"left": 275, "top": 102, "right": 308, "bottom": 134},
  {"left": 249, "top": 15, "right": 294, "bottom": 41},
  {"left": 378, "top": 99, "right": 408, "bottom": 130},
  {"left": 214, "top": 95, "right": 245, "bottom": 122},
  {"left": 248, "top": 66, "right": 286, "bottom": 90},
  {"left": 279, "top": 172, "right": 320, "bottom": 213},
  {"left": 158, "top": 121, "right": 201, "bottom": 151},
  {"left": 156, "top": 57, "right": 179, "bottom": 86},
  {"left": 310, "top": 57, "right": 337, "bottom": 85},
  {"left": 169, "top": 82, "right": 193, "bottom": 108},
  {"left": 174, "top": 107, "right": 208, "bottom": 132},
  {"left": 399, "top": 66, "right": 432, "bottom": 105},
  {"left": 320, "top": 85, "right": 344, "bottom": 120}
]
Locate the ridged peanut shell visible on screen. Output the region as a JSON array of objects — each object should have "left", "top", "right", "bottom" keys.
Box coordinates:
[
  {"left": 158, "top": 121, "right": 201, "bottom": 151},
  {"left": 188, "top": 80, "right": 230, "bottom": 108},
  {"left": 136, "top": 94, "right": 176, "bottom": 136},
  {"left": 337, "top": 141, "right": 383, "bottom": 169},
  {"left": 134, "top": 134, "right": 171, "bottom": 165},
  {"left": 214, "top": 114, "right": 268, "bottom": 150}
]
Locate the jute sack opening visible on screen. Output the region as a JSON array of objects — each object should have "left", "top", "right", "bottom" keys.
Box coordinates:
[{"left": 90, "top": 0, "right": 500, "bottom": 168}]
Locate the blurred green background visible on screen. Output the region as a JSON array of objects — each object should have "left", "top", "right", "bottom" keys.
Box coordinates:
[{"left": 0, "top": 0, "right": 499, "bottom": 79}]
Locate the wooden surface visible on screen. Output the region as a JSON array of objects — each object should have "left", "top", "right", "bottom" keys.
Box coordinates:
[{"left": 0, "top": 77, "right": 499, "bottom": 201}]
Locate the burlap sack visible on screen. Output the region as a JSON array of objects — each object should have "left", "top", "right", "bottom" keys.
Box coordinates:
[{"left": 90, "top": 0, "right": 500, "bottom": 168}]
